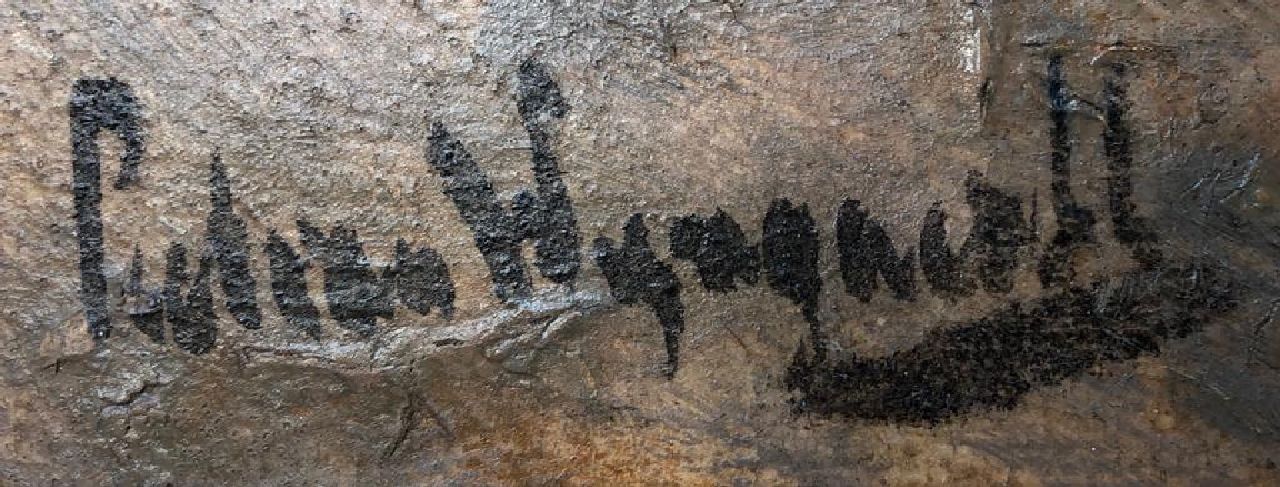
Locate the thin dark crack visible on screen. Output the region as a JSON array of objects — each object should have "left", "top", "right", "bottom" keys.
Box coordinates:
[
  {"left": 382, "top": 392, "right": 420, "bottom": 462},
  {"left": 41, "top": 358, "right": 66, "bottom": 374},
  {"left": 107, "top": 382, "right": 156, "bottom": 407},
  {"left": 1248, "top": 298, "right": 1280, "bottom": 370}
]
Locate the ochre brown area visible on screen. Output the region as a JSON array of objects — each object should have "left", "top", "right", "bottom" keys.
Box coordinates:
[{"left": 2, "top": 1, "right": 1279, "bottom": 484}]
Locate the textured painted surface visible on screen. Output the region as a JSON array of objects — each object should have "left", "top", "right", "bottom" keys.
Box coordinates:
[{"left": 2, "top": 1, "right": 1280, "bottom": 484}]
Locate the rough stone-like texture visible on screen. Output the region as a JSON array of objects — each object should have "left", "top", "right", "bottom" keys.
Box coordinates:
[{"left": 2, "top": 1, "right": 1279, "bottom": 484}]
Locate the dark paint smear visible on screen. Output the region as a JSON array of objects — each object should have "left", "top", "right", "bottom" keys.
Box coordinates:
[
  {"left": 959, "top": 173, "right": 1037, "bottom": 293},
  {"left": 1039, "top": 55, "right": 1097, "bottom": 288},
  {"left": 169, "top": 250, "right": 219, "bottom": 355},
  {"left": 594, "top": 214, "right": 685, "bottom": 378},
  {"left": 298, "top": 220, "right": 393, "bottom": 337},
  {"left": 761, "top": 199, "right": 825, "bottom": 361},
  {"left": 514, "top": 60, "right": 582, "bottom": 285},
  {"left": 125, "top": 246, "right": 165, "bottom": 343},
  {"left": 669, "top": 209, "right": 760, "bottom": 292},
  {"left": 161, "top": 243, "right": 189, "bottom": 328},
  {"left": 836, "top": 199, "right": 917, "bottom": 302},
  {"left": 919, "top": 172, "right": 1036, "bottom": 297},
  {"left": 70, "top": 78, "right": 145, "bottom": 339},
  {"left": 426, "top": 60, "right": 581, "bottom": 301},
  {"left": 427, "top": 122, "right": 531, "bottom": 301},
  {"left": 265, "top": 231, "right": 323, "bottom": 339},
  {"left": 788, "top": 263, "right": 1235, "bottom": 424},
  {"left": 433, "top": 338, "right": 465, "bottom": 347},
  {"left": 919, "top": 202, "right": 974, "bottom": 296},
  {"left": 207, "top": 155, "right": 262, "bottom": 329},
  {"left": 385, "top": 239, "right": 455, "bottom": 319},
  {"left": 1103, "top": 63, "right": 1162, "bottom": 267}
]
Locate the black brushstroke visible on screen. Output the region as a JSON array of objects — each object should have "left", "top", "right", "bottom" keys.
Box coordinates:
[
  {"left": 784, "top": 341, "right": 819, "bottom": 392},
  {"left": 960, "top": 173, "right": 1036, "bottom": 293},
  {"left": 265, "top": 231, "right": 323, "bottom": 339},
  {"left": 70, "top": 78, "right": 144, "bottom": 339},
  {"left": 761, "top": 199, "right": 825, "bottom": 360},
  {"left": 207, "top": 155, "right": 262, "bottom": 329},
  {"left": 1039, "top": 55, "right": 1097, "bottom": 287},
  {"left": 788, "top": 263, "right": 1235, "bottom": 424},
  {"left": 162, "top": 243, "right": 189, "bottom": 328},
  {"left": 426, "top": 60, "right": 581, "bottom": 301},
  {"left": 514, "top": 60, "right": 582, "bottom": 284},
  {"left": 427, "top": 123, "right": 530, "bottom": 301},
  {"left": 919, "top": 202, "right": 975, "bottom": 296},
  {"left": 1103, "top": 63, "right": 1162, "bottom": 267},
  {"left": 385, "top": 239, "right": 455, "bottom": 318},
  {"left": 125, "top": 246, "right": 164, "bottom": 343},
  {"left": 594, "top": 214, "right": 685, "bottom": 378},
  {"left": 836, "top": 200, "right": 917, "bottom": 302},
  {"left": 669, "top": 209, "right": 760, "bottom": 292},
  {"left": 298, "top": 220, "right": 393, "bottom": 337},
  {"left": 168, "top": 248, "right": 218, "bottom": 355}
]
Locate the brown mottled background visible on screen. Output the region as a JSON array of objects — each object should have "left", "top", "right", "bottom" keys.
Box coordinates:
[{"left": 2, "top": 1, "right": 1278, "bottom": 484}]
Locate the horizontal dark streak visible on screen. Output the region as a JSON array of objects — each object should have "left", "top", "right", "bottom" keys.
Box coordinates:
[{"left": 788, "top": 263, "right": 1236, "bottom": 424}]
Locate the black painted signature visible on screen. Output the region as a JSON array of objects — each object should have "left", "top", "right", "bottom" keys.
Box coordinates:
[{"left": 69, "top": 57, "right": 1235, "bottom": 423}]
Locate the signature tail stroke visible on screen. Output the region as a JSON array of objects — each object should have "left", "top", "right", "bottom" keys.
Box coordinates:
[{"left": 784, "top": 58, "right": 1236, "bottom": 423}]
